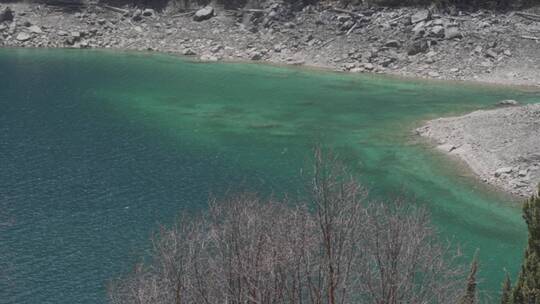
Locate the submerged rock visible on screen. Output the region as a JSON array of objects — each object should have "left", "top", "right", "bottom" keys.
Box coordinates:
[{"left": 497, "top": 99, "right": 520, "bottom": 107}]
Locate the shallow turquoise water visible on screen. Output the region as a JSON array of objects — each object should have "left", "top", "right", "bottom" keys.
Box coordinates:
[{"left": 1, "top": 49, "right": 539, "bottom": 303}]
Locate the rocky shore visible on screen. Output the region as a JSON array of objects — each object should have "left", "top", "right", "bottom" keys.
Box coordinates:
[
  {"left": 417, "top": 103, "right": 540, "bottom": 198},
  {"left": 1, "top": 2, "right": 540, "bottom": 86}
]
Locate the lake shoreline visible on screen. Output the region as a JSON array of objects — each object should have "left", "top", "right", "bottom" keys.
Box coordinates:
[
  {"left": 1, "top": 2, "right": 539, "bottom": 87},
  {"left": 416, "top": 103, "right": 540, "bottom": 198}
]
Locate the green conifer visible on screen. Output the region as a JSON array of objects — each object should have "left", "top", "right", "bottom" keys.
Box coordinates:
[
  {"left": 501, "top": 271, "right": 512, "bottom": 304},
  {"left": 512, "top": 186, "right": 540, "bottom": 304},
  {"left": 460, "top": 251, "right": 479, "bottom": 304}
]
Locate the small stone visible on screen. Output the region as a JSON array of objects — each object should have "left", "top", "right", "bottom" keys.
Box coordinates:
[
  {"left": 385, "top": 40, "right": 400, "bottom": 48},
  {"left": 363, "top": 63, "right": 374, "bottom": 70},
  {"left": 250, "top": 51, "right": 263, "bottom": 61},
  {"left": 518, "top": 169, "right": 528, "bottom": 177},
  {"left": 485, "top": 49, "right": 498, "bottom": 59},
  {"left": 344, "top": 62, "right": 356, "bottom": 70},
  {"left": 181, "top": 48, "right": 196, "bottom": 56},
  {"left": 428, "top": 71, "right": 440, "bottom": 77},
  {"left": 142, "top": 8, "right": 155, "bottom": 17}
]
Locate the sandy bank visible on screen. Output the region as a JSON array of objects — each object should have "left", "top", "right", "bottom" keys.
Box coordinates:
[{"left": 417, "top": 103, "right": 540, "bottom": 197}]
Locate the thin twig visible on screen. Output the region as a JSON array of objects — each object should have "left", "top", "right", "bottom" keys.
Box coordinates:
[
  {"left": 521, "top": 35, "right": 539, "bottom": 41},
  {"left": 346, "top": 22, "right": 357, "bottom": 36}
]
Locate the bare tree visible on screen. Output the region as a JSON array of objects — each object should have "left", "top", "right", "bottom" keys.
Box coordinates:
[{"left": 109, "top": 149, "right": 466, "bottom": 304}]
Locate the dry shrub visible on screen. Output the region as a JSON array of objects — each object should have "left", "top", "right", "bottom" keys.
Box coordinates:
[{"left": 109, "top": 150, "right": 465, "bottom": 304}]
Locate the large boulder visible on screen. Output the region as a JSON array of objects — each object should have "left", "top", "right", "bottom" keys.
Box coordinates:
[
  {"left": 407, "top": 40, "right": 428, "bottom": 55},
  {"left": 445, "top": 26, "right": 462, "bottom": 39},
  {"left": 193, "top": 6, "right": 214, "bottom": 22},
  {"left": 28, "top": 25, "right": 42, "bottom": 34},
  {"left": 16, "top": 32, "right": 31, "bottom": 41},
  {"left": 411, "top": 9, "right": 430, "bottom": 24},
  {"left": 0, "top": 6, "right": 14, "bottom": 23}
]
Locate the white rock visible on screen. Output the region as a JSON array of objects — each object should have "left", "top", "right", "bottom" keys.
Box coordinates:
[
  {"left": 193, "top": 6, "right": 214, "bottom": 22},
  {"left": 28, "top": 25, "right": 42, "bottom": 34},
  {"left": 495, "top": 167, "right": 513, "bottom": 177},
  {"left": 16, "top": 32, "right": 31, "bottom": 41}
]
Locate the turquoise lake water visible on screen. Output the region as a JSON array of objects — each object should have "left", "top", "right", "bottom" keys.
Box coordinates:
[{"left": 0, "top": 49, "right": 539, "bottom": 303}]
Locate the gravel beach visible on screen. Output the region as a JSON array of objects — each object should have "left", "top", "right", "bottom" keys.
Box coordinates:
[{"left": 417, "top": 103, "right": 540, "bottom": 197}]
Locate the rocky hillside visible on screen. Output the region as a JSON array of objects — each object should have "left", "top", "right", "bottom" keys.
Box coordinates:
[{"left": 0, "top": 1, "right": 539, "bottom": 85}]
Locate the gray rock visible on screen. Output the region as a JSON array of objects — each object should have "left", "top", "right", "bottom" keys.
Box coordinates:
[
  {"left": 181, "top": 48, "right": 196, "bottom": 56},
  {"left": 485, "top": 49, "right": 498, "bottom": 59},
  {"left": 142, "top": 9, "right": 155, "bottom": 17},
  {"left": 428, "top": 71, "right": 440, "bottom": 77},
  {"left": 407, "top": 40, "right": 428, "bottom": 55},
  {"left": 495, "top": 167, "right": 513, "bottom": 177},
  {"left": 412, "top": 21, "right": 426, "bottom": 36},
  {"left": 0, "top": 6, "right": 14, "bottom": 23},
  {"left": 28, "top": 25, "right": 42, "bottom": 34},
  {"left": 132, "top": 9, "right": 142, "bottom": 22},
  {"left": 445, "top": 26, "right": 462, "bottom": 39},
  {"left": 430, "top": 25, "right": 444, "bottom": 38},
  {"left": 385, "top": 40, "right": 400, "bottom": 48},
  {"left": 363, "top": 62, "right": 374, "bottom": 70},
  {"left": 16, "top": 32, "right": 31, "bottom": 41},
  {"left": 193, "top": 6, "right": 214, "bottom": 22},
  {"left": 250, "top": 51, "right": 263, "bottom": 61},
  {"left": 411, "top": 10, "right": 430, "bottom": 24}
]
